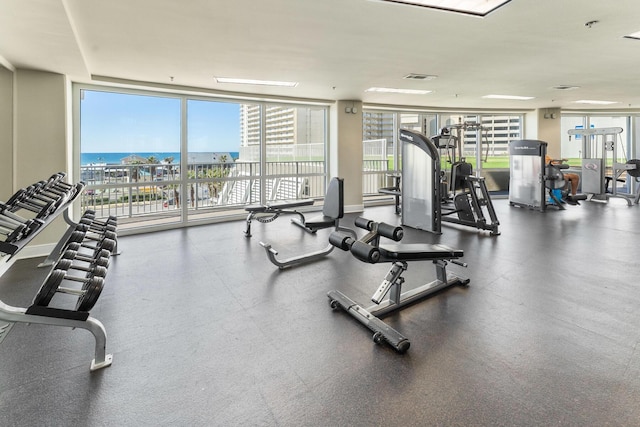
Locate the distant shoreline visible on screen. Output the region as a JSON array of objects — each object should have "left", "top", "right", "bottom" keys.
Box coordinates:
[{"left": 81, "top": 152, "right": 239, "bottom": 166}]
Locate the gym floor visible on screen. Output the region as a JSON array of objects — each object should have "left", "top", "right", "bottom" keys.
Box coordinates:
[{"left": 1, "top": 199, "right": 639, "bottom": 426}]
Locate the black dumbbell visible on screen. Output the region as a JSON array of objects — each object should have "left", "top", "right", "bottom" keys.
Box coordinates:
[
  {"left": 0, "top": 208, "right": 45, "bottom": 236},
  {"left": 5, "top": 189, "right": 56, "bottom": 218},
  {"left": 64, "top": 242, "right": 112, "bottom": 261},
  {"left": 82, "top": 210, "right": 117, "bottom": 223},
  {"left": 35, "top": 180, "right": 69, "bottom": 202},
  {"left": 33, "top": 268, "right": 105, "bottom": 311},
  {"left": 60, "top": 248, "right": 110, "bottom": 268},
  {"left": 79, "top": 217, "right": 117, "bottom": 234},
  {"left": 0, "top": 222, "right": 26, "bottom": 243},
  {"left": 55, "top": 258, "right": 109, "bottom": 278},
  {"left": 67, "top": 231, "right": 117, "bottom": 253},
  {"left": 32, "top": 182, "right": 71, "bottom": 210}
]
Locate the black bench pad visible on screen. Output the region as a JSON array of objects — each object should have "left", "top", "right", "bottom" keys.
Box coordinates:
[
  {"left": 379, "top": 243, "right": 463, "bottom": 261},
  {"left": 302, "top": 215, "right": 336, "bottom": 228},
  {"left": 245, "top": 199, "right": 314, "bottom": 213}
]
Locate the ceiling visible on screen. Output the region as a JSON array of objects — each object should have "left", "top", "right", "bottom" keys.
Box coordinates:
[{"left": 2, "top": 0, "right": 640, "bottom": 111}]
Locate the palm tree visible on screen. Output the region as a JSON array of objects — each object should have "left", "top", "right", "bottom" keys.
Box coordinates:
[
  {"left": 147, "top": 155, "right": 159, "bottom": 180},
  {"left": 130, "top": 160, "right": 144, "bottom": 182}
]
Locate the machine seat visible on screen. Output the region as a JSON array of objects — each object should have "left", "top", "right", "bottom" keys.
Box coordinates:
[{"left": 379, "top": 243, "right": 463, "bottom": 261}]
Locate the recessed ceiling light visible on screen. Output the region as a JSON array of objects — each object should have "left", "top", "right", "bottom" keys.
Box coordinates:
[
  {"left": 624, "top": 31, "right": 640, "bottom": 40},
  {"left": 573, "top": 100, "right": 618, "bottom": 105},
  {"left": 215, "top": 77, "right": 298, "bottom": 87},
  {"left": 482, "top": 94, "right": 535, "bottom": 100},
  {"left": 365, "top": 87, "right": 432, "bottom": 94},
  {"left": 371, "top": 0, "right": 511, "bottom": 17}
]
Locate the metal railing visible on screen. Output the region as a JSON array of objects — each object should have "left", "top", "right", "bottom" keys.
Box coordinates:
[
  {"left": 363, "top": 159, "right": 395, "bottom": 196},
  {"left": 80, "top": 161, "right": 326, "bottom": 227}
]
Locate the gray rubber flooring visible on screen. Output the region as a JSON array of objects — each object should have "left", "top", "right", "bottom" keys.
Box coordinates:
[{"left": 1, "top": 199, "right": 640, "bottom": 426}]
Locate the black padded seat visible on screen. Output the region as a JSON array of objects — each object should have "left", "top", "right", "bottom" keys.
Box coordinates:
[
  {"left": 379, "top": 243, "right": 463, "bottom": 261},
  {"left": 298, "top": 178, "right": 343, "bottom": 229}
]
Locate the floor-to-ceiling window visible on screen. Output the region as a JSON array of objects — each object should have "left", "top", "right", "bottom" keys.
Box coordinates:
[
  {"left": 78, "top": 89, "right": 182, "bottom": 226},
  {"left": 76, "top": 86, "right": 328, "bottom": 231},
  {"left": 363, "top": 109, "right": 521, "bottom": 197}
]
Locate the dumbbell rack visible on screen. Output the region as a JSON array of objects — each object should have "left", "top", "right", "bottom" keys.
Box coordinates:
[{"left": 0, "top": 173, "right": 115, "bottom": 371}]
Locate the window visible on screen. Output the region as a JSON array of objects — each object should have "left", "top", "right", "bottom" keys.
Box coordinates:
[
  {"left": 76, "top": 86, "right": 329, "bottom": 231},
  {"left": 363, "top": 109, "right": 521, "bottom": 196},
  {"left": 78, "top": 89, "right": 182, "bottom": 227}
]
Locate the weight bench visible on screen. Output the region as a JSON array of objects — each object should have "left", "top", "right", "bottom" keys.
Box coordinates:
[
  {"left": 327, "top": 217, "right": 469, "bottom": 353},
  {"left": 244, "top": 198, "right": 314, "bottom": 237},
  {"left": 259, "top": 177, "right": 356, "bottom": 269}
]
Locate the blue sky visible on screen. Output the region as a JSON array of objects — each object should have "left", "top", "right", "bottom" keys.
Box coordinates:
[{"left": 80, "top": 90, "right": 240, "bottom": 153}]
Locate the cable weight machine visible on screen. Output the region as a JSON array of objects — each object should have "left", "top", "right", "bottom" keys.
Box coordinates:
[
  {"left": 432, "top": 121, "right": 500, "bottom": 235},
  {"left": 567, "top": 127, "right": 640, "bottom": 205},
  {"left": 399, "top": 129, "right": 499, "bottom": 235}
]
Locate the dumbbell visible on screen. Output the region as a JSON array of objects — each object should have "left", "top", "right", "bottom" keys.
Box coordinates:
[
  {"left": 45, "top": 175, "right": 86, "bottom": 200},
  {"left": 79, "top": 216, "right": 117, "bottom": 234},
  {"left": 33, "top": 268, "right": 105, "bottom": 312},
  {"left": 55, "top": 258, "right": 109, "bottom": 278},
  {"left": 64, "top": 242, "right": 112, "bottom": 262},
  {"left": 4, "top": 189, "right": 56, "bottom": 218},
  {"left": 67, "top": 230, "right": 117, "bottom": 253},
  {"left": 0, "top": 208, "right": 45, "bottom": 236},
  {"left": 30, "top": 182, "right": 71, "bottom": 210},
  {"left": 35, "top": 180, "right": 69, "bottom": 201},
  {"left": 0, "top": 222, "right": 26, "bottom": 243},
  {"left": 47, "top": 172, "right": 74, "bottom": 192},
  {"left": 61, "top": 244, "right": 111, "bottom": 267},
  {"left": 81, "top": 210, "right": 117, "bottom": 225}
]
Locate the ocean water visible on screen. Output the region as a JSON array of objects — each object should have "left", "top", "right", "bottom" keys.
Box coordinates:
[{"left": 81, "top": 152, "right": 239, "bottom": 165}]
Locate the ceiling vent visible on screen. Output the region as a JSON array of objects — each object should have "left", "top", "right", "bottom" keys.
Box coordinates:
[
  {"left": 403, "top": 73, "right": 437, "bottom": 80},
  {"left": 553, "top": 85, "right": 580, "bottom": 90}
]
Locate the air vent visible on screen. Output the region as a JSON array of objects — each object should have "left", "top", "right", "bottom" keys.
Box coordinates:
[
  {"left": 553, "top": 85, "right": 580, "bottom": 90},
  {"left": 403, "top": 74, "right": 437, "bottom": 80}
]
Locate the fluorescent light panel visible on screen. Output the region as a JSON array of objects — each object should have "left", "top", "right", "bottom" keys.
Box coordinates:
[
  {"left": 573, "top": 100, "right": 618, "bottom": 105},
  {"left": 215, "top": 77, "right": 298, "bottom": 87},
  {"left": 482, "top": 94, "right": 535, "bottom": 100},
  {"left": 365, "top": 87, "right": 432, "bottom": 94},
  {"left": 375, "top": 0, "right": 512, "bottom": 16}
]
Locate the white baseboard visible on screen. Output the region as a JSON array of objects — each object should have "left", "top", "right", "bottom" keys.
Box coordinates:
[{"left": 344, "top": 204, "right": 364, "bottom": 214}]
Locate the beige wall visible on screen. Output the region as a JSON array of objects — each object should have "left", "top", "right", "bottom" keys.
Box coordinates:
[
  {"left": 525, "top": 108, "right": 561, "bottom": 157},
  {"left": 14, "top": 69, "right": 68, "bottom": 251},
  {"left": 0, "top": 65, "right": 13, "bottom": 199},
  {"left": 330, "top": 100, "right": 363, "bottom": 212}
]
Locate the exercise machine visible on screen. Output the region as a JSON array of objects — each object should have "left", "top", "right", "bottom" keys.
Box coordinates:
[
  {"left": 567, "top": 127, "right": 640, "bottom": 205},
  {"left": 509, "top": 139, "right": 588, "bottom": 211},
  {"left": 244, "top": 198, "right": 314, "bottom": 237},
  {"left": 399, "top": 129, "right": 500, "bottom": 235},
  {"left": 258, "top": 177, "right": 356, "bottom": 269},
  {"left": 327, "top": 217, "right": 469, "bottom": 353}
]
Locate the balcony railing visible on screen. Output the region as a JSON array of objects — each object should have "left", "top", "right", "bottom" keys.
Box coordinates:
[{"left": 80, "top": 161, "right": 326, "bottom": 228}]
